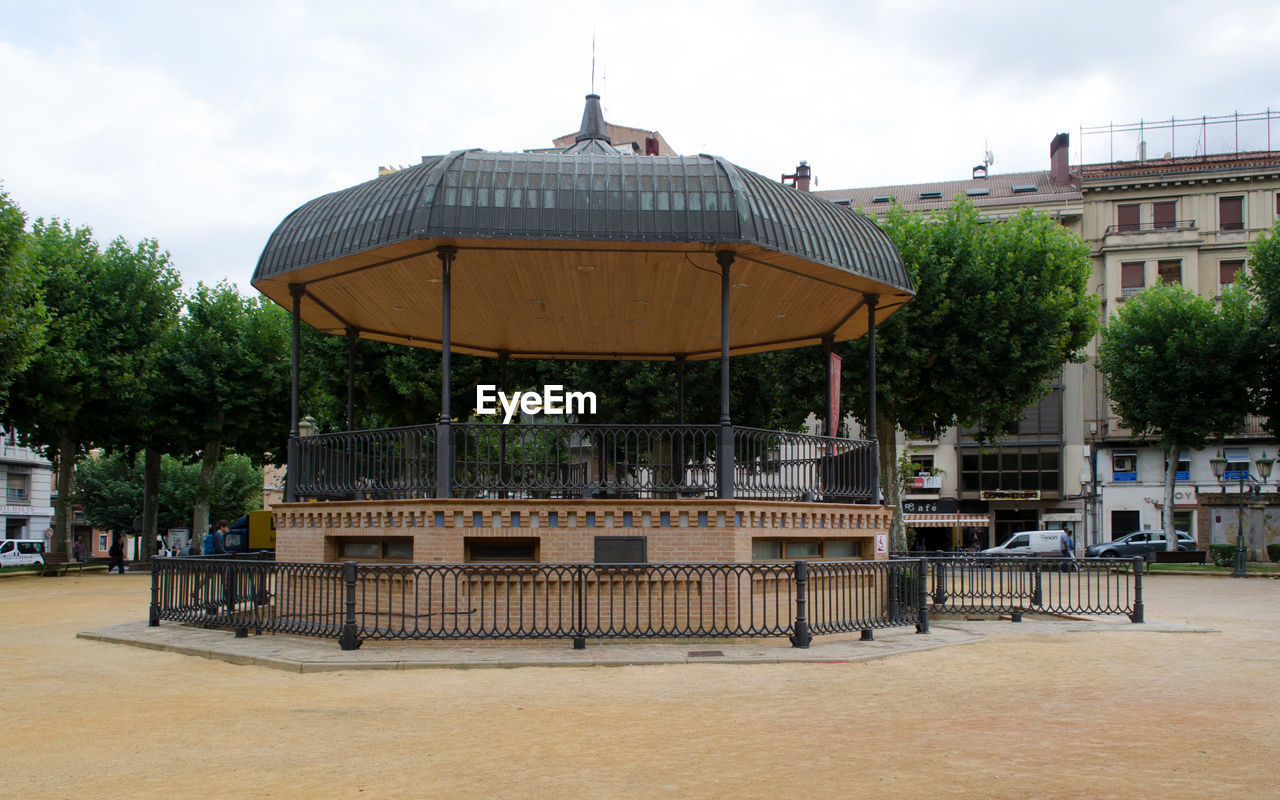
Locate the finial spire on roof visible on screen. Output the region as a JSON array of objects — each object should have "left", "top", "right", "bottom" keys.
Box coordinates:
[{"left": 575, "top": 94, "right": 611, "bottom": 144}]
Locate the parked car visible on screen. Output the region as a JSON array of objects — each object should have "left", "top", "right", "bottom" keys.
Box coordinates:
[
  {"left": 1085, "top": 530, "right": 1196, "bottom": 559},
  {"left": 982, "top": 530, "right": 1068, "bottom": 555},
  {"left": 0, "top": 538, "right": 46, "bottom": 566}
]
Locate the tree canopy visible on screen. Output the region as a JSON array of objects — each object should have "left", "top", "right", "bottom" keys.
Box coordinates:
[
  {"left": 1097, "top": 282, "right": 1261, "bottom": 547},
  {"left": 1242, "top": 222, "right": 1280, "bottom": 436},
  {"left": 0, "top": 188, "right": 46, "bottom": 405},
  {"left": 75, "top": 450, "right": 263, "bottom": 539},
  {"left": 839, "top": 201, "right": 1099, "bottom": 548},
  {"left": 1, "top": 220, "right": 182, "bottom": 555}
]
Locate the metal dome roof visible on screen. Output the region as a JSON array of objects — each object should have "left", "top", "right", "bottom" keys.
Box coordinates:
[
  {"left": 251, "top": 97, "right": 911, "bottom": 360},
  {"left": 253, "top": 148, "right": 911, "bottom": 292}
]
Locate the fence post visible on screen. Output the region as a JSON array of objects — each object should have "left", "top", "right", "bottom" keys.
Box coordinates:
[
  {"left": 339, "top": 560, "right": 362, "bottom": 650},
  {"left": 932, "top": 557, "right": 947, "bottom": 605},
  {"left": 790, "top": 560, "right": 811, "bottom": 648},
  {"left": 1130, "top": 556, "right": 1145, "bottom": 624},
  {"left": 888, "top": 565, "right": 900, "bottom": 622},
  {"left": 1031, "top": 561, "right": 1043, "bottom": 606},
  {"left": 572, "top": 565, "right": 587, "bottom": 649},
  {"left": 227, "top": 561, "right": 248, "bottom": 638},
  {"left": 149, "top": 557, "right": 161, "bottom": 627},
  {"left": 915, "top": 561, "right": 929, "bottom": 634}
]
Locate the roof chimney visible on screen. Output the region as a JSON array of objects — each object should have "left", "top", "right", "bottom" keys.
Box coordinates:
[
  {"left": 644, "top": 135, "right": 659, "bottom": 156},
  {"left": 1050, "top": 132, "right": 1069, "bottom": 185},
  {"left": 782, "top": 161, "right": 811, "bottom": 192}
]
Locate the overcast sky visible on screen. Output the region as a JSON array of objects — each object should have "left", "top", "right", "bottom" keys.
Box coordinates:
[{"left": 3, "top": 0, "right": 1279, "bottom": 293}]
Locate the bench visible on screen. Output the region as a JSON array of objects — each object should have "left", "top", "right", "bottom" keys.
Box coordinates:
[
  {"left": 40, "top": 560, "right": 86, "bottom": 577},
  {"left": 1153, "top": 550, "right": 1207, "bottom": 564}
]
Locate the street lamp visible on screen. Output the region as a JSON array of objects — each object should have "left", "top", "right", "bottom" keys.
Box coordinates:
[{"left": 1210, "top": 450, "right": 1274, "bottom": 579}]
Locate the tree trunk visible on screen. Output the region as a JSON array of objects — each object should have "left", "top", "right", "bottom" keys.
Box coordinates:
[
  {"left": 876, "top": 411, "right": 906, "bottom": 552},
  {"left": 54, "top": 430, "right": 75, "bottom": 559},
  {"left": 142, "top": 446, "right": 161, "bottom": 559},
  {"left": 191, "top": 439, "right": 221, "bottom": 548},
  {"left": 1163, "top": 442, "right": 1178, "bottom": 551}
]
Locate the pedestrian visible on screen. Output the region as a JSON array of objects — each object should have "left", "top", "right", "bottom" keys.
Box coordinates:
[
  {"left": 72, "top": 538, "right": 85, "bottom": 563},
  {"left": 1059, "top": 529, "right": 1077, "bottom": 572},
  {"left": 203, "top": 520, "right": 230, "bottom": 556},
  {"left": 108, "top": 536, "right": 126, "bottom": 574},
  {"left": 154, "top": 533, "right": 167, "bottom": 558}
]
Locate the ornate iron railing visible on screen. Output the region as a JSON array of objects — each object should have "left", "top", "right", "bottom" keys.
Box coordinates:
[
  {"left": 289, "top": 423, "right": 877, "bottom": 503},
  {"left": 908, "top": 554, "right": 1143, "bottom": 622},
  {"left": 294, "top": 424, "right": 436, "bottom": 500},
  {"left": 451, "top": 423, "right": 719, "bottom": 498},
  {"left": 150, "top": 557, "right": 928, "bottom": 649},
  {"left": 734, "top": 427, "right": 877, "bottom": 502}
]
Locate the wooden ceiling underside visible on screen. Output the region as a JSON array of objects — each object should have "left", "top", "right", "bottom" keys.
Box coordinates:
[{"left": 253, "top": 239, "right": 912, "bottom": 360}]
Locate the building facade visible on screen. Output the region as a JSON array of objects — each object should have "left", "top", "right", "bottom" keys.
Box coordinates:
[
  {"left": 1078, "top": 117, "right": 1280, "bottom": 557},
  {"left": 0, "top": 427, "right": 55, "bottom": 547},
  {"left": 817, "top": 135, "right": 1092, "bottom": 549},
  {"left": 817, "top": 116, "right": 1279, "bottom": 554}
]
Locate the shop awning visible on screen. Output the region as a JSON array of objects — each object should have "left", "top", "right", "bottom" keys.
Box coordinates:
[{"left": 903, "top": 513, "right": 990, "bottom": 528}]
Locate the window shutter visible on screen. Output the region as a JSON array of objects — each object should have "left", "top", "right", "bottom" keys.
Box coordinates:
[
  {"left": 1117, "top": 204, "right": 1140, "bottom": 232},
  {"left": 1220, "top": 196, "right": 1243, "bottom": 230},
  {"left": 1220, "top": 260, "right": 1243, "bottom": 286},
  {"left": 1121, "top": 262, "right": 1145, "bottom": 289},
  {"left": 1153, "top": 201, "right": 1176, "bottom": 228}
]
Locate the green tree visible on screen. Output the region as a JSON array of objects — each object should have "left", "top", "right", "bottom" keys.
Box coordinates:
[
  {"left": 1242, "top": 222, "right": 1280, "bottom": 436},
  {"left": 1, "top": 222, "right": 182, "bottom": 557},
  {"left": 76, "top": 450, "right": 263, "bottom": 546},
  {"left": 0, "top": 187, "right": 46, "bottom": 404},
  {"left": 839, "top": 201, "right": 1098, "bottom": 549},
  {"left": 155, "top": 283, "right": 290, "bottom": 539},
  {"left": 1097, "top": 282, "right": 1262, "bottom": 549}
]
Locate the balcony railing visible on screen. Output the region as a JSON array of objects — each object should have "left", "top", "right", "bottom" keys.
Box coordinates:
[
  {"left": 291, "top": 423, "right": 878, "bottom": 504},
  {"left": 1105, "top": 219, "right": 1197, "bottom": 235}
]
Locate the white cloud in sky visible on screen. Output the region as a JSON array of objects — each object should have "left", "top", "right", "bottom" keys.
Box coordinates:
[{"left": 1, "top": 0, "right": 1277, "bottom": 292}]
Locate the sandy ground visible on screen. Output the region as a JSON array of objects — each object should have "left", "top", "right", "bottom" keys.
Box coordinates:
[{"left": 2, "top": 571, "right": 1277, "bottom": 799}]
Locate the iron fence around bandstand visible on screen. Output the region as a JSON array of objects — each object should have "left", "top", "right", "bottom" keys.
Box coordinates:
[
  {"left": 891, "top": 554, "right": 1145, "bottom": 623},
  {"left": 149, "top": 557, "right": 928, "bottom": 650}
]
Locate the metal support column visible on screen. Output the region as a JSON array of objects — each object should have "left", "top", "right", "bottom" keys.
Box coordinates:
[
  {"left": 436, "top": 247, "right": 457, "bottom": 499},
  {"left": 716, "top": 251, "right": 736, "bottom": 499},
  {"left": 822, "top": 333, "right": 835, "bottom": 437},
  {"left": 866, "top": 294, "right": 879, "bottom": 502},
  {"left": 346, "top": 326, "right": 358, "bottom": 432},
  {"left": 286, "top": 283, "right": 304, "bottom": 503}
]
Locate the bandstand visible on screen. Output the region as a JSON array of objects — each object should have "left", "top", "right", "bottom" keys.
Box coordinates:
[{"left": 252, "top": 95, "right": 914, "bottom": 573}]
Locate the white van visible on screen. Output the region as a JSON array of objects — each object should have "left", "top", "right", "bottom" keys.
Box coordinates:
[
  {"left": 0, "top": 538, "right": 47, "bottom": 566},
  {"left": 983, "top": 530, "right": 1067, "bottom": 555}
]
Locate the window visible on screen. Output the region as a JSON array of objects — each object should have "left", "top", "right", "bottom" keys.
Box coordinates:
[
  {"left": 1220, "top": 260, "right": 1243, "bottom": 289},
  {"left": 1011, "top": 184, "right": 1038, "bottom": 194},
  {"left": 1157, "top": 260, "right": 1181, "bottom": 285},
  {"left": 1220, "top": 196, "right": 1244, "bottom": 230},
  {"left": 1164, "top": 451, "right": 1191, "bottom": 481},
  {"left": 98, "top": 534, "right": 107, "bottom": 551},
  {"left": 6, "top": 473, "right": 28, "bottom": 503},
  {"left": 1117, "top": 204, "right": 1140, "bottom": 232},
  {"left": 1120, "top": 262, "right": 1145, "bottom": 297},
  {"left": 464, "top": 537, "right": 538, "bottom": 563},
  {"left": 960, "top": 447, "right": 1061, "bottom": 493},
  {"left": 1112, "top": 451, "right": 1137, "bottom": 481},
  {"left": 1223, "top": 447, "right": 1250, "bottom": 480},
  {"left": 594, "top": 536, "right": 647, "bottom": 564},
  {"left": 336, "top": 537, "right": 414, "bottom": 562},
  {"left": 918, "top": 191, "right": 943, "bottom": 200},
  {"left": 1153, "top": 201, "right": 1176, "bottom": 229},
  {"left": 751, "top": 539, "right": 864, "bottom": 560}
]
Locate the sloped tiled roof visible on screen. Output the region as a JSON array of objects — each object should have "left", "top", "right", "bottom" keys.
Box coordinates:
[{"left": 816, "top": 170, "right": 1081, "bottom": 214}]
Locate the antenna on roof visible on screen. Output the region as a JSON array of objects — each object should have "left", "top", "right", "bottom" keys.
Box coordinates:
[
  {"left": 983, "top": 140, "right": 995, "bottom": 167},
  {"left": 591, "top": 31, "right": 596, "bottom": 95}
]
